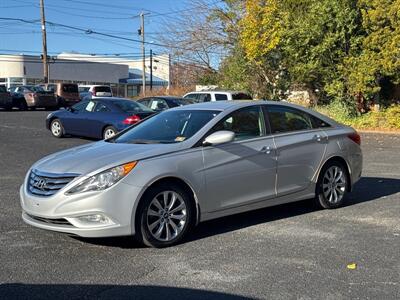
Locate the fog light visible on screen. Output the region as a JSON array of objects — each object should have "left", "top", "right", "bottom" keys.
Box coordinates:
[
  {"left": 78, "top": 214, "right": 110, "bottom": 224},
  {"left": 66, "top": 214, "right": 115, "bottom": 227}
]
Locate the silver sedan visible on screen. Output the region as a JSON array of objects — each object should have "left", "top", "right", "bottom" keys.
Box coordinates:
[{"left": 20, "top": 101, "right": 362, "bottom": 247}]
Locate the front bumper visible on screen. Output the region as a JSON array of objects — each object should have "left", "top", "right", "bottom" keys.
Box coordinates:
[{"left": 20, "top": 180, "right": 143, "bottom": 238}]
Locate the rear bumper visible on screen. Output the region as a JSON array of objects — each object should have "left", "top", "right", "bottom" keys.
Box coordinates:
[{"left": 28, "top": 97, "right": 58, "bottom": 108}]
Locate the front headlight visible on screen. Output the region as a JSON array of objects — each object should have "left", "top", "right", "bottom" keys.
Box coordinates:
[{"left": 65, "top": 161, "right": 137, "bottom": 195}]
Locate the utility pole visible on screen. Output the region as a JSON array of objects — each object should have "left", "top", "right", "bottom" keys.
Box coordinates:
[
  {"left": 150, "top": 49, "right": 153, "bottom": 91},
  {"left": 140, "top": 12, "right": 146, "bottom": 96},
  {"left": 39, "top": 0, "right": 49, "bottom": 83}
]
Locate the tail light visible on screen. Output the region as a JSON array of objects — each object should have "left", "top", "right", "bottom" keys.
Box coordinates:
[
  {"left": 123, "top": 115, "right": 141, "bottom": 125},
  {"left": 348, "top": 132, "right": 361, "bottom": 145}
]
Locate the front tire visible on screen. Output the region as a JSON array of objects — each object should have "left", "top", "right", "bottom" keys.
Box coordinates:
[
  {"left": 136, "top": 183, "right": 195, "bottom": 248},
  {"left": 315, "top": 161, "right": 349, "bottom": 209},
  {"left": 50, "top": 118, "right": 64, "bottom": 138},
  {"left": 103, "top": 126, "right": 117, "bottom": 140}
]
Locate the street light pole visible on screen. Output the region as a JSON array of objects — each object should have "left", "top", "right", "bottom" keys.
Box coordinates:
[
  {"left": 140, "top": 12, "right": 146, "bottom": 96},
  {"left": 150, "top": 49, "right": 153, "bottom": 91},
  {"left": 39, "top": 0, "right": 49, "bottom": 83}
]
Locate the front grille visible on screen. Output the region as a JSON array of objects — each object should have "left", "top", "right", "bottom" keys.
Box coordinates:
[
  {"left": 26, "top": 213, "right": 72, "bottom": 226},
  {"left": 28, "top": 169, "right": 79, "bottom": 197}
]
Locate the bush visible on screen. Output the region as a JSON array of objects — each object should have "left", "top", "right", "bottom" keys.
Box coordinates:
[{"left": 314, "top": 103, "right": 400, "bottom": 130}]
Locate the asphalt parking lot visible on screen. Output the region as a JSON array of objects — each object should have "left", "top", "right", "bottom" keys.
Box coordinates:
[{"left": 0, "top": 111, "right": 399, "bottom": 299}]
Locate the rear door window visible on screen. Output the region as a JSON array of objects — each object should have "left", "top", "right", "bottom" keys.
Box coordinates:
[
  {"left": 215, "top": 94, "right": 228, "bottom": 101},
  {"left": 267, "top": 106, "right": 313, "bottom": 133},
  {"left": 94, "top": 102, "right": 110, "bottom": 112}
]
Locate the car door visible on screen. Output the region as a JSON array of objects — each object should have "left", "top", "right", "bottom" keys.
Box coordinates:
[
  {"left": 62, "top": 101, "right": 95, "bottom": 136},
  {"left": 86, "top": 101, "right": 115, "bottom": 138},
  {"left": 266, "top": 105, "right": 328, "bottom": 196},
  {"left": 0, "top": 86, "right": 7, "bottom": 105},
  {"left": 201, "top": 105, "right": 277, "bottom": 213}
]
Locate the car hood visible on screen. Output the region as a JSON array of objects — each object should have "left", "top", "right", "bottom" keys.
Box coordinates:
[{"left": 32, "top": 141, "right": 183, "bottom": 176}]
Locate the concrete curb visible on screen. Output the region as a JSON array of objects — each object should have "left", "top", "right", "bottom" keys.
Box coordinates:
[{"left": 357, "top": 129, "right": 400, "bottom": 135}]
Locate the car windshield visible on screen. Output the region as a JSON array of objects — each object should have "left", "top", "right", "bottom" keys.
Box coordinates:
[
  {"left": 113, "top": 110, "right": 220, "bottom": 144},
  {"left": 113, "top": 100, "right": 154, "bottom": 113}
]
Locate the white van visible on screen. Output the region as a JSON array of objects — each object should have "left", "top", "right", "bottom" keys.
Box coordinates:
[
  {"left": 78, "top": 85, "right": 113, "bottom": 99},
  {"left": 183, "top": 90, "right": 252, "bottom": 102}
]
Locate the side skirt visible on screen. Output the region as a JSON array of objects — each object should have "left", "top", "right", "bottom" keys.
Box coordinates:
[{"left": 200, "top": 187, "right": 315, "bottom": 222}]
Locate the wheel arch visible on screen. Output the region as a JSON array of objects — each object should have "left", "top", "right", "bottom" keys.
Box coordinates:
[
  {"left": 101, "top": 124, "right": 116, "bottom": 139},
  {"left": 317, "top": 156, "right": 352, "bottom": 192},
  {"left": 133, "top": 176, "right": 201, "bottom": 233}
]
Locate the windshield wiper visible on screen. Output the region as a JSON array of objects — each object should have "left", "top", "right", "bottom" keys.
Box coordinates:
[{"left": 127, "top": 139, "right": 159, "bottom": 144}]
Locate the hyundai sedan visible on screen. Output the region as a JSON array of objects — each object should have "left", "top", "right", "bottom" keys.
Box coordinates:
[{"left": 21, "top": 101, "right": 362, "bottom": 247}]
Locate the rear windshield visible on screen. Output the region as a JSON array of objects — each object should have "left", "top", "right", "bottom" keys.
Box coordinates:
[
  {"left": 62, "top": 84, "right": 78, "bottom": 93},
  {"left": 94, "top": 86, "right": 112, "bottom": 93},
  {"left": 79, "top": 87, "right": 90, "bottom": 93},
  {"left": 232, "top": 93, "right": 252, "bottom": 100},
  {"left": 113, "top": 100, "right": 153, "bottom": 113}
]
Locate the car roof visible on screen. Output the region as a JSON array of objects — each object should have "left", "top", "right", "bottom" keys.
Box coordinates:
[
  {"left": 139, "top": 96, "right": 186, "bottom": 100},
  {"left": 172, "top": 100, "right": 258, "bottom": 111},
  {"left": 93, "top": 97, "right": 132, "bottom": 102},
  {"left": 186, "top": 90, "right": 250, "bottom": 94}
]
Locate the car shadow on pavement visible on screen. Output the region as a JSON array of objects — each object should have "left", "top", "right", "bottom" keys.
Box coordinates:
[
  {"left": 0, "top": 284, "right": 253, "bottom": 300},
  {"left": 74, "top": 176, "right": 400, "bottom": 248}
]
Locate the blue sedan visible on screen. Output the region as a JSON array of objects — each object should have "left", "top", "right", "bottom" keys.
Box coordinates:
[{"left": 46, "top": 98, "right": 155, "bottom": 139}]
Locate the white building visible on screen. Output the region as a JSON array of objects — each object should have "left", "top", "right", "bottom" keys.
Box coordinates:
[{"left": 0, "top": 53, "right": 171, "bottom": 97}]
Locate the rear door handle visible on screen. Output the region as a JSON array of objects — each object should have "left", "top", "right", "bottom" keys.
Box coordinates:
[
  {"left": 313, "top": 134, "right": 323, "bottom": 142},
  {"left": 260, "top": 146, "right": 272, "bottom": 154}
]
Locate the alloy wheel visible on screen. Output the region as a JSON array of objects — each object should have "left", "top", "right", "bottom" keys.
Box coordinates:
[
  {"left": 322, "top": 166, "right": 346, "bottom": 204},
  {"left": 146, "top": 191, "right": 187, "bottom": 242},
  {"left": 51, "top": 121, "right": 61, "bottom": 136},
  {"left": 104, "top": 128, "right": 116, "bottom": 139}
]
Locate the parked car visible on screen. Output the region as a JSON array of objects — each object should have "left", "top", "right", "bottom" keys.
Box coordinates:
[
  {"left": 46, "top": 97, "right": 155, "bottom": 139},
  {"left": 40, "top": 83, "right": 80, "bottom": 107},
  {"left": 0, "top": 85, "right": 13, "bottom": 110},
  {"left": 183, "top": 90, "right": 252, "bottom": 102},
  {"left": 8, "top": 87, "right": 28, "bottom": 110},
  {"left": 78, "top": 85, "right": 113, "bottom": 99},
  {"left": 22, "top": 100, "right": 362, "bottom": 248},
  {"left": 11, "top": 85, "right": 57, "bottom": 110},
  {"left": 136, "top": 96, "right": 196, "bottom": 111}
]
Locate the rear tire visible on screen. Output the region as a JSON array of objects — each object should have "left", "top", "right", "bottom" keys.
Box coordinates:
[
  {"left": 103, "top": 126, "right": 117, "bottom": 140},
  {"left": 315, "top": 160, "right": 349, "bottom": 209},
  {"left": 135, "top": 183, "right": 195, "bottom": 248},
  {"left": 50, "top": 118, "right": 64, "bottom": 138}
]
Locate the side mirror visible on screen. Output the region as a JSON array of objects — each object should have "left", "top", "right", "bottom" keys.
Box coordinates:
[{"left": 203, "top": 130, "right": 235, "bottom": 146}]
